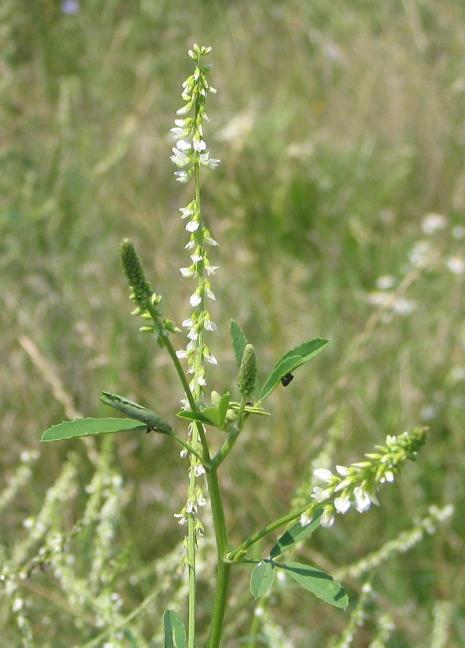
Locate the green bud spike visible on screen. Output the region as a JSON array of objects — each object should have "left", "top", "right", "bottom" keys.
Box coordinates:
[
  {"left": 238, "top": 344, "right": 257, "bottom": 396},
  {"left": 120, "top": 239, "right": 152, "bottom": 309}
]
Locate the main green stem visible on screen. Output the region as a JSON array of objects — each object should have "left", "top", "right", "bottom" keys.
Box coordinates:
[{"left": 207, "top": 466, "right": 230, "bottom": 648}]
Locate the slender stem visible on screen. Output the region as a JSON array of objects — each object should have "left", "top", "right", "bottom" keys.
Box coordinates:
[
  {"left": 226, "top": 504, "right": 310, "bottom": 562},
  {"left": 207, "top": 466, "right": 230, "bottom": 648}
]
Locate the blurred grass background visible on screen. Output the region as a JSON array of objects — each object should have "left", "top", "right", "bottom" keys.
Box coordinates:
[{"left": 1, "top": 0, "right": 465, "bottom": 645}]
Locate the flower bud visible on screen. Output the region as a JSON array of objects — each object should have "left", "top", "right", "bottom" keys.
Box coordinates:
[
  {"left": 238, "top": 344, "right": 257, "bottom": 396},
  {"left": 120, "top": 239, "right": 152, "bottom": 309}
]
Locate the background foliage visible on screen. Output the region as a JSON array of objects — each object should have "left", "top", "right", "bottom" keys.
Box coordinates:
[{"left": 1, "top": 0, "right": 464, "bottom": 645}]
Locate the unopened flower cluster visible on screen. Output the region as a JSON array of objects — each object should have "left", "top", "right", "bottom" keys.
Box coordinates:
[{"left": 301, "top": 427, "right": 426, "bottom": 529}]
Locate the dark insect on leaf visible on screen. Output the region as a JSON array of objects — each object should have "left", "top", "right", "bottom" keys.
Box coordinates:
[{"left": 281, "top": 373, "right": 294, "bottom": 387}]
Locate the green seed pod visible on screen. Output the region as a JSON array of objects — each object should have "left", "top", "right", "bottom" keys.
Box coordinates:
[
  {"left": 120, "top": 239, "right": 152, "bottom": 308},
  {"left": 238, "top": 344, "right": 257, "bottom": 396}
]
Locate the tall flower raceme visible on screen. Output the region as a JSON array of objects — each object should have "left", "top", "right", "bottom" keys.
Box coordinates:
[
  {"left": 171, "top": 45, "right": 219, "bottom": 549},
  {"left": 300, "top": 427, "right": 427, "bottom": 529}
]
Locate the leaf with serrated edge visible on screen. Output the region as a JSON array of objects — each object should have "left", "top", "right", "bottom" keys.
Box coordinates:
[
  {"left": 230, "top": 319, "right": 248, "bottom": 366},
  {"left": 40, "top": 418, "right": 145, "bottom": 443},
  {"left": 258, "top": 338, "right": 328, "bottom": 401},
  {"left": 275, "top": 561, "right": 348, "bottom": 609},
  {"left": 163, "top": 609, "right": 186, "bottom": 648},
  {"left": 250, "top": 560, "right": 276, "bottom": 599},
  {"left": 270, "top": 508, "right": 323, "bottom": 558}
]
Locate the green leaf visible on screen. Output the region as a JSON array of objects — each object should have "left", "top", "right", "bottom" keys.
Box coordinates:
[
  {"left": 217, "top": 392, "right": 230, "bottom": 428},
  {"left": 176, "top": 410, "right": 213, "bottom": 425},
  {"left": 275, "top": 561, "right": 348, "bottom": 609},
  {"left": 270, "top": 508, "right": 323, "bottom": 558},
  {"left": 40, "top": 417, "right": 146, "bottom": 443},
  {"left": 101, "top": 391, "right": 172, "bottom": 433},
  {"left": 250, "top": 560, "right": 276, "bottom": 599},
  {"left": 258, "top": 338, "right": 329, "bottom": 401},
  {"left": 230, "top": 319, "right": 248, "bottom": 366},
  {"left": 163, "top": 609, "right": 186, "bottom": 648},
  {"left": 201, "top": 406, "right": 221, "bottom": 427}
]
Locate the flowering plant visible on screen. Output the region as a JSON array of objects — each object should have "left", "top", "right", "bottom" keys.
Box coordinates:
[{"left": 40, "top": 44, "right": 426, "bottom": 647}]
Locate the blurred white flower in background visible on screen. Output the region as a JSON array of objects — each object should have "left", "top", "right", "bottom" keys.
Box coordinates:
[
  {"left": 408, "top": 240, "right": 435, "bottom": 268},
  {"left": 422, "top": 213, "right": 447, "bottom": 235},
  {"left": 216, "top": 109, "right": 256, "bottom": 151},
  {"left": 376, "top": 275, "right": 396, "bottom": 290},
  {"left": 61, "top": 0, "right": 80, "bottom": 15},
  {"left": 446, "top": 255, "right": 465, "bottom": 275}
]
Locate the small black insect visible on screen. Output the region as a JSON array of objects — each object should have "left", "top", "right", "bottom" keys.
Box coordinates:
[{"left": 281, "top": 372, "right": 294, "bottom": 387}]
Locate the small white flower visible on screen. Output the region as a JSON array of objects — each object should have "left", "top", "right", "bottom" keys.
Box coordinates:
[
  {"left": 191, "top": 254, "right": 203, "bottom": 263},
  {"left": 186, "top": 501, "right": 197, "bottom": 514},
  {"left": 190, "top": 293, "right": 201, "bottom": 307},
  {"left": 176, "top": 103, "right": 192, "bottom": 116},
  {"left": 354, "top": 487, "right": 371, "bottom": 513},
  {"left": 384, "top": 470, "right": 394, "bottom": 483},
  {"left": 334, "top": 495, "right": 351, "bottom": 514},
  {"left": 197, "top": 494, "right": 207, "bottom": 507},
  {"left": 408, "top": 240, "right": 433, "bottom": 268},
  {"left": 376, "top": 275, "right": 396, "bottom": 290},
  {"left": 206, "top": 288, "right": 216, "bottom": 300},
  {"left": 180, "top": 267, "right": 194, "bottom": 277},
  {"left": 207, "top": 157, "right": 220, "bottom": 169},
  {"left": 176, "top": 349, "right": 188, "bottom": 359},
  {"left": 170, "top": 127, "right": 185, "bottom": 140},
  {"left": 300, "top": 512, "right": 313, "bottom": 527},
  {"left": 392, "top": 297, "right": 416, "bottom": 316},
  {"left": 206, "top": 265, "right": 219, "bottom": 275},
  {"left": 185, "top": 240, "right": 195, "bottom": 250},
  {"left": 206, "top": 354, "right": 218, "bottom": 365},
  {"left": 186, "top": 220, "right": 200, "bottom": 232},
  {"left": 176, "top": 139, "right": 192, "bottom": 151},
  {"left": 336, "top": 465, "right": 349, "bottom": 477},
  {"left": 193, "top": 139, "right": 207, "bottom": 151},
  {"left": 321, "top": 506, "right": 335, "bottom": 528},
  {"left": 422, "top": 213, "right": 447, "bottom": 235},
  {"left": 179, "top": 206, "right": 194, "bottom": 219},
  {"left": 205, "top": 236, "right": 219, "bottom": 246},
  {"left": 187, "top": 328, "right": 198, "bottom": 341},
  {"left": 174, "top": 171, "right": 189, "bottom": 183},
  {"left": 313, "top": 468, "right": 333, "bottom": 483},
  {"left": 194, "top": 465, "right": 205, "bottom": 477},
  {"left": 311, "top": 486, "right": 331, "bottom": 502},
  {"left": 204, "top": 320, "right": 217, "bottom": 331},
  {"left": 197, "top": 376, "right": 207, "bottom": 387},
  {"left": 182, "top": 318, "right": 194, "bottom": 328},
  {"left": 446, "top": 255, "right": 465, "bottom": 275},
  {"left": 171, "top": 148, "right": 189, "bottom": 167},
  {"left": 174, "top": 513, "right": 186, "bottom": 525}
]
